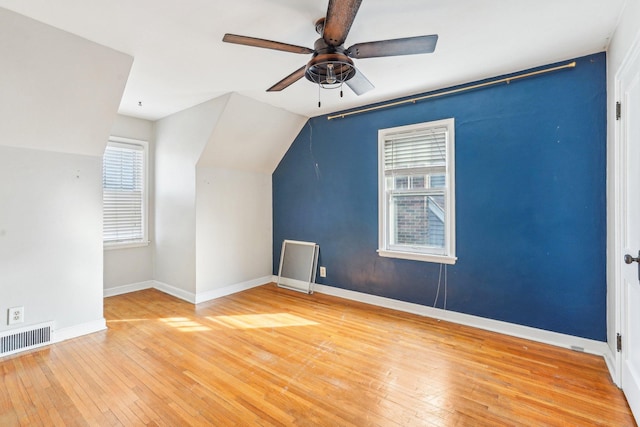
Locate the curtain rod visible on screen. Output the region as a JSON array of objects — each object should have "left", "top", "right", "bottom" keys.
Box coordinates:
[{"left": 327, "top": 61, "right": 577, "bottom": 120}]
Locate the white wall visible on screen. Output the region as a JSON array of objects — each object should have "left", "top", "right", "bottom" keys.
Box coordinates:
[
  {"left": 0, "top": 9, "right": 131, "bottom": 338},
  {"left": 104, "top": 115, "right": 155, "bottom": 291},
  {"left": 154, "top": 95, "right": 230, "bottom": 294},
  {"left": 606, "top": 0, "right": 640, "bottom": 369},
  {"left": 0, "top": 147, "right": 104, "bottom": 332},
  {"left": 111, "top": 114, "right": 154, "bottom": 142},
  {"left": 192, "top": 93, "right": 304, "bottom": 298},
  {"left": 153, "top": 92, "right": 304, "bottom": 301},
  {"left": 195, "top": 167, "right": 272, "bottom": 294}
]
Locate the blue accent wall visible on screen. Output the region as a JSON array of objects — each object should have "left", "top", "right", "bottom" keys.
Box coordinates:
[{"left": 273, "top": 53, "right": 607, "bottom": 341}]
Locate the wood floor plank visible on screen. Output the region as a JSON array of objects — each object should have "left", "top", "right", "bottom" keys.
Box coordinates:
[{"left": 0, "top": 284, "right": 635, "bottom": 426}]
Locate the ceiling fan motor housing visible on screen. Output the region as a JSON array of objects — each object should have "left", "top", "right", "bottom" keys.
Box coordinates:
[{"left": 305, "top": 39, "right": 356, "bottom": 86}]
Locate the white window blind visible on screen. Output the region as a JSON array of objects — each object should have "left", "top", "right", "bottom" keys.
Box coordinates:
[
  {"left": 384, "top": 128, "right": 447, "bottom": 171},
  {"left": 103, "top": 140, "right": 146, "bottom": 245}
]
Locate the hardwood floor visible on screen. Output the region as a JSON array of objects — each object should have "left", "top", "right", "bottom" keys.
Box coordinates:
[{"left": 0, "top": 284, "right": 635, "bottom": 426}]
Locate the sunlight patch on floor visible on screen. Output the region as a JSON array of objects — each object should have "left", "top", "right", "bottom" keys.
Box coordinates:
[
  {"left": 159, "top": 317, "right": 211, "bottom": 332},
  {"left": 106, "top": 318, "right": 152, "bottom": 323},
  {"left": 208, "top": 313, "right": 318, "bottom": 329}
]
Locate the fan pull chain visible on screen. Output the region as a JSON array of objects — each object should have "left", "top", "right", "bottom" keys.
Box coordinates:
[{"left": 318, "top": 84, "right": 321, "bottom": 108}]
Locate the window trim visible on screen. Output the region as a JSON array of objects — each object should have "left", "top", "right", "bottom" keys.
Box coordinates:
[
  {"left": 377, "top": 118, "right": 457, "bottom": 264},
  {"left": 103, "top": 136, "right": 149, "bottom": 250}
]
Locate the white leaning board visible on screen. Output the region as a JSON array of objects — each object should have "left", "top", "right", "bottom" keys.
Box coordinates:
[{"left": 277, "top": 240, "right": 319, "bottom": 294}]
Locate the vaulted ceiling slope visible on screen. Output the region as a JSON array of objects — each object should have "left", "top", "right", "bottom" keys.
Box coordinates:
[
  {"left": 0, "top": 8, "right": 132, "bottom": 155},
  {"left": 154, "top": 92, "right": 305, "bottom": 174},
  {"left": 197, "top": 93, "right": 307, "bottom": 174},
  {"left": 0, "top": 1, "right": 625, "bottom": 121}
]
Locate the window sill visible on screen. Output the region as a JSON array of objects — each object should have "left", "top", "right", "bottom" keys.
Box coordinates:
[
  {"left": 104, "top": 241, "right": 150, "bottom": 251},
  {"left": 377, "top": 249, "right": 457, "bottom": 265}
]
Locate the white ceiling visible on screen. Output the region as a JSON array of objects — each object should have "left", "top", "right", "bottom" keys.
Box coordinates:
[{"left": 0, "top": 0, "right": 626, "bottom": 121}]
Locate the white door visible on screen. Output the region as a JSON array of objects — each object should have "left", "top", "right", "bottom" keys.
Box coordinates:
[{"left": 620, "top": 42, "right": 640, "bottom": 422}]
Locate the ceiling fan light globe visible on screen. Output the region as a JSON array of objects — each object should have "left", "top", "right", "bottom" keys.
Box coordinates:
[{"left": 326, "top": 63, "right": 337, "bottom": 84}]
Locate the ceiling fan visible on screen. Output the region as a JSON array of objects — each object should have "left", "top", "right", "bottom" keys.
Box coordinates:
[{"left": 222, "top": 0, "right": 438, "bottom": 96}]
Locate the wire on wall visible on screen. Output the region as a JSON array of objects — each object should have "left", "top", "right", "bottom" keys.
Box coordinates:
[
  {"left": 307, "top": 120, "right": 321, "bottom": 181},
  {"left": 433, "top": 263, "right": 447, "bottom": 310},
  {"left": 327, "top": 61, "right": 577, "bottom": 121}
]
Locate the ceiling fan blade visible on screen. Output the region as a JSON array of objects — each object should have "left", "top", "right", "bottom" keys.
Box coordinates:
[
  {"left": 347, "top": 34, "right": 438, "bottom": 59},
  {"left": 346, "top": 69, "right": 374, "bottom": 95},
  {"left": 323, "top": 0, "right": 362, "bottom": 46},
  {"left": 223, "top": 34, "right": 313, "bottom": 55},
  {"left": 267, "top": 66, "right": 307, "bottom": 92}
]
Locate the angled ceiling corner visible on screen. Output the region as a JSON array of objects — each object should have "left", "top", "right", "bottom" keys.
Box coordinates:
[
  {"left": 197, "top": 93, "right": 307, "bottom": 174},
  {"left": 155, "top": 93, "right": 232, "bottom": 165},
  {"left": 0, "top": 7, "right": 132, "bottom": 156}
]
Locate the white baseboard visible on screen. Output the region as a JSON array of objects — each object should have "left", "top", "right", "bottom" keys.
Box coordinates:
[
  {"left": 108, "top": 277, "right": 273, "bottom": 305},
  {"left": 194, "top": 276, "right": 272, "bottom": 304},
  {"left": 53, "top": 318, "right": 107, "bottom": 343},
  {"left": 152, "top": 280, "right": 197, "bottom": 304},
  {"left": 312, "top": 282, "right": 611, "bottom": 359},
  {"left": 602, "top": 345, "right": 620, "bottom": 386},
  {"left": 104, "top": 280, "right": 154, "bottom": 298}
]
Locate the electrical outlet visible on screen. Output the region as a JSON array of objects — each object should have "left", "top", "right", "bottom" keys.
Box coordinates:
[
  {"left": 8, "top": 306, "right": 24, "bottom": 325},
  {"left": 319, "top": 266, "right": 327, "bottom": 278}
]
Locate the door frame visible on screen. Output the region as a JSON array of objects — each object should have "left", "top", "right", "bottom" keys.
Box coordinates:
[{"left": 612, "top": 30, "right": 640, "bottom": 390}]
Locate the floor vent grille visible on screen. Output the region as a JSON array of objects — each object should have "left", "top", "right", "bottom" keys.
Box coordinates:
[{"left": 0, "top": 322, "right": 54, "bottom": 357}]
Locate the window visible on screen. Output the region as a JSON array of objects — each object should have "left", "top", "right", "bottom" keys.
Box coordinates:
[
  {"left": 378, "top": 118, "right": 456, "bottom": 264},
  {"left": 103, "top": 137, "right": 148, "bottom": 248}
]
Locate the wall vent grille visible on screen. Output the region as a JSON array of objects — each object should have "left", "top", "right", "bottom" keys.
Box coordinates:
[{"left": 0, "top": 322, "right": 54, "bottom": 357}]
